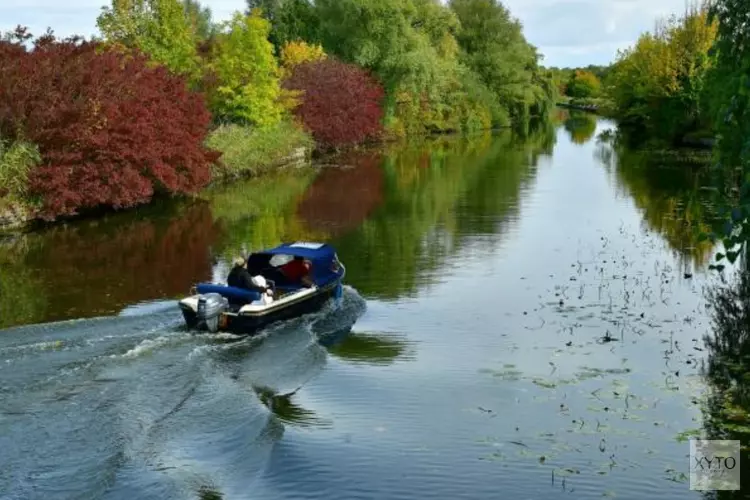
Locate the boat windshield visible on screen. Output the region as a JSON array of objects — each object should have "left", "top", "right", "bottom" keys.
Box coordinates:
[{"left": 269, "top": 254, "right": 294, "bottom": 267}]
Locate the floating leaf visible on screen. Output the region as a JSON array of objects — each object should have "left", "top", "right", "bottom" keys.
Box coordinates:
[{"left": 532, "top": 379, "right": 558, "bottom": 389}]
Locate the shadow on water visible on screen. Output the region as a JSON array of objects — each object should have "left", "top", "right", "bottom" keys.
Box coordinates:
[
  {"left": 198, "top": 487, "right": 224, "bottom": 500},
  {"left": 199, "top": 284, "right": 415, "bottom": 432},
  {"left": 254, "top": 386, "right": 332, "bottom": 429},
  {"left": 701, "top": 262, "right": 750, "bottom": 498}
]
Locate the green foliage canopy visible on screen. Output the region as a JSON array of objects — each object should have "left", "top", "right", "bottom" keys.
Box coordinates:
[
  {"left": 702, "top": 0, "right": 750, "bottom": 268},
  {"left": 208, "top": 11, "right": 288, "bottom": 127},
  {"left": 450, "top": 0, "right": 556, "bottom": 124},
  {"left": 97, "top": 0, "right": 202, "bottom": 82},
  {"left": 605, "top": 5, "right": 717, "bottom": 141},
  {"left": 246, "top": 0, "right": 321, "bottom": 48},
  {"left": 566, "top": 70, "right": 601, "bottom": 98},
  {"left": 183, "top": 0, "right": 215, "bottom": 40}
]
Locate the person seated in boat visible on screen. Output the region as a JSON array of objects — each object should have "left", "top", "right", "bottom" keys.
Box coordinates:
[
  {"left": 227, "top": 257, "right": 269, "bottom": 293},
  {"left": 279, "top": 256, "right": 314, "bottom": 288}
]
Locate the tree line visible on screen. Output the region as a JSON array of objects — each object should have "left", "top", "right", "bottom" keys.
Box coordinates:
[
  {"left": 598, "top": 0, "right": 749, "bottom": 269},
  {"left": 545, "top": 1, "right": 749, "bottom": 269},
  {"left": 0, "top": 0, "right": 556, "bottom": 223}
]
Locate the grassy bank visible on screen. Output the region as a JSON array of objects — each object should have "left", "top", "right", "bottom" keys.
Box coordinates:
[{"left": 206, "top": 121, "right": 315, "bottom": 181}]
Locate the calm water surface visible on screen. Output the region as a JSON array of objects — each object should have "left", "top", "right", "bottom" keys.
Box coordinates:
[{"left": 0, "top": 112, "right": 729, "bottom": 499}]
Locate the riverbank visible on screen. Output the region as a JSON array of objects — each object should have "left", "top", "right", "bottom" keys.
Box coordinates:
[
  {"left": 0, "top": 119, "right": 548, "bottom": 234},
  {"left": 0, "top": 120, "right": 318, "bottom": 233},
  {"left": 555, "top": 98, "right": 717, "bottom": 150},
  {"left": 556, "top": 96, "right": 617, "bottom": 117}
]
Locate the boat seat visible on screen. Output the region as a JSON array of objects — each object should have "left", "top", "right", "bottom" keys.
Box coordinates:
[{"left": 196, "top": 283, "right": 261, "bottom": 305}]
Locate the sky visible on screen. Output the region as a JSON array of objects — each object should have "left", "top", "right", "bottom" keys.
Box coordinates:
[{"left": 0, "top": 0, "right": 692, "bottom": 68}]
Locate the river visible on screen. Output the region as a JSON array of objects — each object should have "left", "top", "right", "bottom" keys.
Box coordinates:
[{"left": 0, "top": 111, "right": 731, "bottom": 499}]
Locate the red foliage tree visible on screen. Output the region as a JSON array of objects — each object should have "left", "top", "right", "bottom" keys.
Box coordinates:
[
  {"left": 0, "top": 30, "right": 220, "bottom": 220},
  {"left": 282, "top": 59, "right": 385, "bottom": 149}
]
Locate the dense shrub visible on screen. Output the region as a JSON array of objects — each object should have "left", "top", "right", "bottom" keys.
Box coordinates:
[
  {"left": 206, "top": 121, "right": 314, "bottom": 179},
  {"left": 0, "top": 31, "right": 219, "bottom": 220},
  {"left": 283, "top": 59, "right": 385, "bottom": 148}
]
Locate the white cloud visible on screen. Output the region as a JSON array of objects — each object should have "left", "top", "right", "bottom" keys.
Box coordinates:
[
  {"left": 502, "top": 0, "right": 691, "bottom": 66},
  {"left": 0, "top": 0, "right": 692, "bottom": 67}
]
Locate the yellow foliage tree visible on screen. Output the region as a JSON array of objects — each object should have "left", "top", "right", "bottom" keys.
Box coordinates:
[
  {"left": 280, "top": 40, "right": 328, "bottom": 79},
  {"left": 607, "top": 4, "right": 717, "bottom": 138},
  {"left": 280, "top": 40, "right": 327, "bottom": 69}
]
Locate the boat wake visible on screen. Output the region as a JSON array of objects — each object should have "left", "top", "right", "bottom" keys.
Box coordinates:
[{"left": 0, "top": 286, "right": 368, "bottom": 500}]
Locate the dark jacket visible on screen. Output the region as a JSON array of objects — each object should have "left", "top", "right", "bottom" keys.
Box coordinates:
[{"left": 227, "top": 265, "right": 264, "bottom": 292}]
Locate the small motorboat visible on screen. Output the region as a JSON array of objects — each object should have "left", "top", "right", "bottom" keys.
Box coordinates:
[{"left": 178, "top": 242, "right": 345, "bottom": 334}]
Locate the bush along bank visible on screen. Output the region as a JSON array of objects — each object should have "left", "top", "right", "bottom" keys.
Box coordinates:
[{"left": 0, "top": 0, "right": 557, "bottom": 229}]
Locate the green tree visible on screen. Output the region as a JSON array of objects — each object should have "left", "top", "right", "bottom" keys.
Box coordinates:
[
  {"left": 315, "top": 0, "right": 431, "bottom": 90},
  {"left": 97, "top": 0, "right": 202, "bottom": 81},
  {"left": 548, "top": 66, "right": 574, "bottom": 95},
  {"left": 183, "top": 0, "right": 214, "bottom": 40},
  {"left": 313, "top": 0, "right": 526, "bottom": 135},
  {"left": 207, "top": 10, "right": 288, "bottom": 127},
  {"left": 701, "top": 0, "right": 750, "bottom": 270},
  {"left": 246, "top": 0, "right": 321, "bottom": 49},
  {"left": 312, "top": 0, "right": 443, "bottom": 134},
  {"left": 606, "top": 4, "right": 717, "bottom": 142},
  {"left": 566, "top": 70, "right": 601, "bottom": 98},
  {"left": 449, "top": 0, "right": 555, "bottom": 125}
]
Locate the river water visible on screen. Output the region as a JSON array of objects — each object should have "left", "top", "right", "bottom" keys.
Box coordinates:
[{"left": 0, "top": 111, "right": 730, "bottom": 499}]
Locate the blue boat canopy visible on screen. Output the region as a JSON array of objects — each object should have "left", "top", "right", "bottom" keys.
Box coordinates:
[
  {"left": 244, "top": 241, "right": 343, "bottom": 289},
  {"left": 262, "top": 242, "right": 337, "bottom": 261}
]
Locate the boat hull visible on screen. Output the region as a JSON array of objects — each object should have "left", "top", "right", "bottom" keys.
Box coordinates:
[{"left": 180, "top": 281, "right": 341, "bottom": 335}]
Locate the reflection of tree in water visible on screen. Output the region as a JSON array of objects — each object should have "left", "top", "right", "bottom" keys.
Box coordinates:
[
  {"left": 702, "top": 265, "right": 750, "bottom": 497},
  {"left": 0, "top": 236, "right": 47, "bottom": 329},
  {"left": 322, "top": 330, "right": 414, "bottom": 365},
  {"left": 596, "top": 133, "right": 717, "bottom": 270},
  {"left": 296, "top": 150, "right": 385, "bottom": 237},
  {"left": 205, "top": 167, "right": 326, "bottom": 257},
  {"left": 7, "top": 201, "right": 224, "bottom": 325},
  {"left": 563, "top": 111, "right": 598, "bottom": 145},
  {"left": 330, "top": 123, "right": 556, "bottom": 299}
]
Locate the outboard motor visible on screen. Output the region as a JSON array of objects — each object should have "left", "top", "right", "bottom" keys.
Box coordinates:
[{"left": 196, "top": 293, "right": 229, "bottom": 333}]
